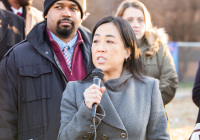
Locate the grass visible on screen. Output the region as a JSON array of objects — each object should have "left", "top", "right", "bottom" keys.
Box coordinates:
[{"left": 178, "top": 82, "right": 194, "bottom": 89}]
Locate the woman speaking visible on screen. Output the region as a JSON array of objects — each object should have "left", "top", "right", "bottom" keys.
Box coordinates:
[{"left": 58, "top": 16, "right": 169, "bottom": 140}]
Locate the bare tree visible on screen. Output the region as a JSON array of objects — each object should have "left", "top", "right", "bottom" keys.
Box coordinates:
[
  {"left": 32, "top": 0, "right": 200, "bottom": 41},
  {"left": 141, "top": 0, "right": 200, "bottom": 41}
]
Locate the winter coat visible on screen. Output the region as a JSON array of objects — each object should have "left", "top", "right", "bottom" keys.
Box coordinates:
[
  {"left": 0, "top": 9, "right": 25, "bottom": 61},
  {"left": 58, "top": 69, "right": 170, "bottom": 140},
  {"left": 0, "top": 0, "right": 43, "bottom": 35},
  {"left": 192, "top": 60, "right": 200, "bottom": 107},
  {"left": 0, "top": 21, "right": 93, "bottom": 140},
  {"left": 140, "top": 27, "right": 178, "bottom": 105}
]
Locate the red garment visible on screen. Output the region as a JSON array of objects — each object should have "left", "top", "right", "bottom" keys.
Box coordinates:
[
  {"left": 17, "top": 12, "right": 21, "bottom": 16},
  {"left": 46, "top": 27, "right": 87, "bottom": 81}
]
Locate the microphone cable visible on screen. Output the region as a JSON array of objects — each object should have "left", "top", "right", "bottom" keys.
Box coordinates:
[
  {"left": 92, "top": 103, "right": 97, "bottom": 140},
  {"left": 91, "top": 68, "right": 104, "bottom": 140}
]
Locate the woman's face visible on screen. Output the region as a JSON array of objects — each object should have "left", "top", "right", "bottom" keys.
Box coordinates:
[
  {"left": 122, "top": 7, "right": 145, "bottom": 43},
  {"left": 92, "top": 23, "right": 129, "bottom": 78}
]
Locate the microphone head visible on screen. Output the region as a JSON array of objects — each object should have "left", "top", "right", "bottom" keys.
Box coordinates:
[{"left": 92, "top": 68, "right": 104, "bottom": 80}]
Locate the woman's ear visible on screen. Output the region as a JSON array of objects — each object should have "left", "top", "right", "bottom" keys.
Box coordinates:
[{"left": 126, "top": 48, "right": 131, "bottom": 59}]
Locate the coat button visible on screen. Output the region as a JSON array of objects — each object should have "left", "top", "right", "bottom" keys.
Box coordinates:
[
  {"left": 102, "top": 134, "right": 108, "bottom": 139},
  {"left": 90, "top": 125, "right": 94, "bottom": 130},
  {"left": 120, "top": 133, "right": 127, "bottom": 139},
  {"left": 45, "top": 51, "right": 48, "bottom": 54}
]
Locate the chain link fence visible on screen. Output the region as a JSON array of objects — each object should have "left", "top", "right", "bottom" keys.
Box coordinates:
[{"left": 169, "top": 42, "right": 200, "bottom": 87}]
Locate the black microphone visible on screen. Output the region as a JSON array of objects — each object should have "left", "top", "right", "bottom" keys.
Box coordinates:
[
  {"left": 91, "top": 68, "right": 104, "bottom": 118},
  {"left": 91, "top": 68, "right": 104, "bottom": 140}
]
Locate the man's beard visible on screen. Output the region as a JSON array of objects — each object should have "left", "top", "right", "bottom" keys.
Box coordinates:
[{"left": 56, "top": 18, "right": 75, "bottom": 37}]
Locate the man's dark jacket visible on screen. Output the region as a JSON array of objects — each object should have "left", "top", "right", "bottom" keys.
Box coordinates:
[
  {"left": 0, "top": 21, "right": 93, "bottom": 140},
  {"left": 0, "top": 9, "right": 25, "bottom": 61},
  {"left": 193, "top": 60, "right": 200, "bottom": 107}
]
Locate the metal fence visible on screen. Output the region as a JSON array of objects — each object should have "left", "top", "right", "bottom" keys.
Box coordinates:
[{"left": 170, "top": 42, "right": 200, "bottom": 85}]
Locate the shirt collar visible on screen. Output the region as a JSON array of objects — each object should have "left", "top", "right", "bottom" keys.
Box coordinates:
[
  {"left": 49, "top": 31, "right": 78, "bottom": 51},
  {"left": 11, "top": 7, "right": 23, "bottom": 15}
]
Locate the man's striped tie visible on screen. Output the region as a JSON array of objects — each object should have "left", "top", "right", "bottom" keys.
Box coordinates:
[{"left": 63, "top": 45, "right": 71, "bottom": 69}]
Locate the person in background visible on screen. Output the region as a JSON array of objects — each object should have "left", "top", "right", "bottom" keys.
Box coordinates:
[
  {"left": 192, "top": 60, "right": 200, "bottom": 106},
  {"left": 115, "top": 0, "right": 178, "bottom": 133},
  {"left": 0, "top": 0, "right": 93, "bottom": 139},
  {"left": 0, "top": 9, "right": 25, "bottom": 61},
  {"left": 0, "top": 0, "right": 43, "bottom": 35},
  {"left": 58, "top": 16, "right": 169, "bottom": 140},
  {"left": 191, "top": 61, "right": 200, "bottom": 139}
]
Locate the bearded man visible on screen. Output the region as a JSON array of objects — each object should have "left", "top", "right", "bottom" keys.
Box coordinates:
[
  {"left": 0, "top": 0, "right": 43, "bottom": 35},
  {"left": 0, "top": 0, "right": 93, "bottom": 139}
]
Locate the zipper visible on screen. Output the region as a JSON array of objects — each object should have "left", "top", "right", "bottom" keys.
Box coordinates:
[
  {"left": 70, "top": 40, "right": 82, "bottom": 76},
  {"left": 38, "top": 33, "right": 68, "bottom": 84},
  {"left": 54, "top": 53, "right": 68, "bottom": 84},
  {"left": 50, "top": 40, "right": 68, "bottom": 83},
  {"left": 52, "top": 40, "right": 72, "bottom": 76}
]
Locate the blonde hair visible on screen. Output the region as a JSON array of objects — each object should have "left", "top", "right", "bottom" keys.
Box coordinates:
[
  {"left": 115, "top": 0, "right": 168, "bottom": 58},
  {"left": 115, "top": 0, "right": 152, "bottom": 37}
]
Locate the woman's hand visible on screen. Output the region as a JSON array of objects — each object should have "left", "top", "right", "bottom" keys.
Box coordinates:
[{"left": 83, "top": 84, "right": 106, "bottom": 111}]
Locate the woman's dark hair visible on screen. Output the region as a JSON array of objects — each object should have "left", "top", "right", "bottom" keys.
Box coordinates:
[{"left": 92, "top": 16, "right": 143, "bottom": 80}]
